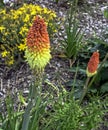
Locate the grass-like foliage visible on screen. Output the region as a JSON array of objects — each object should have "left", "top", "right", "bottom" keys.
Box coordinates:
[
  {"left": 61, "top": 0, "right": 84, "bottom": 67},
  {"left": 45, "top": 93, "right": 107, "bottom": 130},
  {"left": 0, "top": 94, "right": 23, "bottom": 130},
  {"left": 0, "top": 82, "right": 108, "bottom": 130}
]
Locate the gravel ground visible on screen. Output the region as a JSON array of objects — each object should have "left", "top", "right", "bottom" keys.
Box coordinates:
[{"left": 0, "top": 0, "right": 108, "bottom": 129}]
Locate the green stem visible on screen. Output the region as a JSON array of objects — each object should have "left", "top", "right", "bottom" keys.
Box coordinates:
[
  {"left": 21, "top": 71, "right": 43, "bottom": 130},
  {"left": 21, "top": 85, "right": 35, "bottom": 130},
  {"left": 70, "top": 61, "right": 79, "bottom": 97},
  {"left": 79, "top": 77, "right": 90, "bottom": 104},
  {"left": 31, "top": 84, "right": 43, "bottom": 130}
]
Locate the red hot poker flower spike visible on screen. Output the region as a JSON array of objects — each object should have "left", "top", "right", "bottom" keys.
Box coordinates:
[
  {"left": 25, "top": 16, "right": 51, "bottom": 71},
  {"left": 27, "top": 16, "right": 50, "bottom": 52},
  {"left": 86, "top": 51, "right": 99, "bottom": 77}
]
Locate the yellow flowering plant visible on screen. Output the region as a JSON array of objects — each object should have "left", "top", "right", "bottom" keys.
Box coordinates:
[{"left": 0, "top": 3, "right": 56, "bottom": 66}]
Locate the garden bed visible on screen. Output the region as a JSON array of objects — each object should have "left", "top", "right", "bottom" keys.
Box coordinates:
[{"left": 0, "top": 0, "right": 108, "bottom": 130}]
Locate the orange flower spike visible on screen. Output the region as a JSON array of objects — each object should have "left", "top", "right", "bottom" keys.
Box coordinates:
[
  {"left": 86, "top": 51, "right": 99, "bottom": 77},
  {"left": 25, "top": 16, "right": 51, "bottom": 71},
  {"left": 27, "top": 16, "right": 50, "bottom": 51}
]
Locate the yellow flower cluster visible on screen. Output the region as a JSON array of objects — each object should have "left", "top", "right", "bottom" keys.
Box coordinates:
[
  {"left": 0, "top": 4, "right": 56, "bottom": 66},
  {"left": 1, "top": 50, "right": 8, "bottom": 57},
  {"left": 1, "top": 49, "right": 14, "bottom": 66},
  {"left": 18, "top": 43, "right": 26, "bottom": 51}
]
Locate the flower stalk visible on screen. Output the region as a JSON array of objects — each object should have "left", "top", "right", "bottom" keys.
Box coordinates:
[
  {"left": 21, "top": 16, "right": 51, "bottom": 130},
  {"left": 79, "top": 51, "right": 99, "bottom": 104},
  {"left": 79, "top": 77, "right": 90, "bottom": 104},
  {"left": 79, "top": 52, "right": 108, "bottom": 104},
  {"left": 21, "top": 77, "right": 43, "bottom": 130}
]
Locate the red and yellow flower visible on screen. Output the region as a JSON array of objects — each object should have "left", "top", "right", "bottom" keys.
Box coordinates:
[
  {"left": 86, "top": 51, "right": 99, "bottom": 77},
  {"left": 25, "top": 16, "right": 51, "bottom": 71}
]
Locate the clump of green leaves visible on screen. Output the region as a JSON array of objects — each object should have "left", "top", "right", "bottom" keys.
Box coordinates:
[
  {"left": 0, "top": 94, "right": 23, "bottom": 130},
  {"left": 0, "top": 84, "right": 47, "bottom": 130},
  {"left": 61, "top": 0, "right": 84, "bottom": 67},
  {"left": 0, "top": 78, "right": 108, "bottom": 130},
  {"left": 44, "top": 90, "right": 107, "bottom": 130}
]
